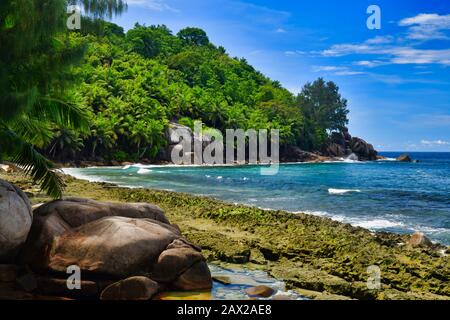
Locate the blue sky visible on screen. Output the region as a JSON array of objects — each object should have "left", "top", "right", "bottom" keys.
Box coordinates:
[{"left": 111, "top": 0, "right": 450, "bottom": 152}]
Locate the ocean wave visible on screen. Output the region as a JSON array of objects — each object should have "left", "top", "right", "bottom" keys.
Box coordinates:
[
  {"left": 137, "top": 168, "right": 152, "bottom": 174},
  {"left": 61, "top": 168, "right": 105, "bottom": 183},
  {"left": 328, "top": 188, "right": 361, "bottom": 195},
  {"left": 299, "top": 210, "right": 405, "bottom": 230}
]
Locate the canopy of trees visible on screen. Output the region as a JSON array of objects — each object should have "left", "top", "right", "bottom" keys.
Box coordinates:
[{"left": 63, "top": 23, "right": 349, "bottom": 163}]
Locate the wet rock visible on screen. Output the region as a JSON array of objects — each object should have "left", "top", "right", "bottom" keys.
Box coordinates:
[
  {"left": 397, "top": 154, "right": 412, "bottom": 162},
  {"left": 0, "top": 179, "right": 33, "bottom": 262},
  {"left": 245, "top": 285, "right": 275, "bottom": 298},
  {"left": 212, "top": 275, "right": 260, "bottom": 287},
  {"left": 100, "top": 276, "right": 159, "bottom": 300},
  {"left": 0, "top": 264, "right": 17, "bottom": 282},
  {"left": 408, "top": 232, "right": 433, "bottom": 247}
]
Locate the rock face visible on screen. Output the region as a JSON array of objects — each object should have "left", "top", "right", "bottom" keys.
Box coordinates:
[
  {"left": 324, "top": 143, "right": 346, "bottom": 158},
  {"left": 349, "top": 137, "right": 378, "bottom": 161},
  {"left": 0, "top": 179, "right": 33, "bottom": 262},
  {"left": 322, "top": 128, "right": 378, "bottom": 161},
  {"left": 245, "top": 285, "right": 275, "bottom": 298},
  {"left": 408, "top": 232, "right": 433, "bottom": 247},
  {"left": 100, "top": 276, "right": 159, "bottom": 300},
  {"left": 21, "top": 198, "right": 212, "bottom": 297},
  {"left": 397, "top": 154, "right": 412, "bottom": 162},
  {"left": 280, "top": 145, "right": 328, "bottom": 163}
]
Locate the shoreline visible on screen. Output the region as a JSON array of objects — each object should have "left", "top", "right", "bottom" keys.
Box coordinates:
[{"left": 1, "top": 171, "right": 448, "bottom": 300}]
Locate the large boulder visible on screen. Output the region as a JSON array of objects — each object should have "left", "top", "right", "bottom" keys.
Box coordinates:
[
  {"left": 21, "top": 198, "right": 168, "bottom": 268},
  {"left": 45, "top": 217, "right": 212, "bottom": 290},
  {"left": 350, "top": 137, "right": 378, "bottom": 161},
  {"left": 100, "top": 276, "right": 159, "bottom": 300},
  {"left": 0, "top": 180, "right": 33, "bottom": 262}
]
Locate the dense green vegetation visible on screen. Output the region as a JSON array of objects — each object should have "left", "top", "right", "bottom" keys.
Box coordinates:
[
  {"left": 1, "top": 0, "right": 349, "bottom": 196},
  {"left": 59, "top": 23, "right": 349, "bottom": 163}
]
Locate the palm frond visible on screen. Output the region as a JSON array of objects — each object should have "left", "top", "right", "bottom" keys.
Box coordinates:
[
  {"left": 0, "top": 124, "right": 64, "bottom": 198},
  {"left": 34, "top": 95, "right": 90, "bottom": 133}
]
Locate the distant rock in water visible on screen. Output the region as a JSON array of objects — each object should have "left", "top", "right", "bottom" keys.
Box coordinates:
[
  {"left": 349, "top": 137, "right": 378, "bottom": 161},
  {"left": 396, "top": 154, "right": 413, "bottom": 162}
]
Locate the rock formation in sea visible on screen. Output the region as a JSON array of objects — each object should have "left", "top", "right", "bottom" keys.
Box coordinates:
[{"left": 159, "top": 122, "right": 380, "bottom": 164}]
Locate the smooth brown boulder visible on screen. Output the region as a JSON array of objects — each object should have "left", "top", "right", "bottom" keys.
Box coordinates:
[
  {"left": 408, "top": 232, "right": 433, "bottom": 247},
  {"left": 34, "top": 197, "right": 169, "bottom": 227},
  {"left": 150, "top": 240, "right": 203, "bottom": 283},
  {"left": 245, "top": 285, "right": 276, "bottom": 298},
  {"left": 172, "top": 261, "right": 212, "bottom": 291},
  {"left": 22, "top": 198, "right": 169, "bottom": 269},
  {"left": 48, "top": 217, "right": 182, "bottom": 278},
  {"left": 0, "top": 179, "right": 33, "bottom": 262},
  {"left": 100, "top": 276, "right": 159, "bottom": 300}
]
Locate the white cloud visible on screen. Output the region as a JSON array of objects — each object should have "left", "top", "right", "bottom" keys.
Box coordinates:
[
  {"left": 316, "top": 12, "right": 450, "bottom": 70},
  {"left": 312, "top": 66, "right": 364, "bottom": 76},
  {"left": 354, "top": 60, "right": 385, "bottom": 68},
  {"left": 284, "top": 50, "right": 305, "bottom": 56},
  {"left": 275, "top": 28, "right": 287, "bottom": 33},
  {"left": 126, "top": 0, "right": 179, "bottom": 12},
  {"left": 320, "top": 43, "right": 450, "bottom": 66},
  {"left": 399, "top": 13, "right": 450, "bottom": 40},
  {"left": 365, "top": 35, "right": 394, "bottom": 44},
  {"left": 421, "top": 139, "right": 450, "bottom": 146}
]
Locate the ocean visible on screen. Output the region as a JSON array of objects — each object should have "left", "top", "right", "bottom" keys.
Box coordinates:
[{"left": 63, "top": 152, "right": 450, "bottom": 245}]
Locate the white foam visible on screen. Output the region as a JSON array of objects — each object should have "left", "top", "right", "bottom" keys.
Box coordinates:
[
  {"left": 328, "top": 188, "right": 361, "bottom": 195},
  {"left": 61, "top": 168, "right": 105, "bottom": 183},
  {"left": 137, "top": 168, "right": 152, "bottom": 174},
  {"left": 122, "top": 165, "right": 131, "bottom": 170}
]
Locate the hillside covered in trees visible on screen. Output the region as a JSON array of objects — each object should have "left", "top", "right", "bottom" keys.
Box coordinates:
[{"left": 48, "top": 22, "right": 352, "bottom": 163}]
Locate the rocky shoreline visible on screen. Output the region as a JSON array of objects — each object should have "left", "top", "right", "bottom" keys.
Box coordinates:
[{"left": 0, "top": 170, "right": 448, "bottom": 300}]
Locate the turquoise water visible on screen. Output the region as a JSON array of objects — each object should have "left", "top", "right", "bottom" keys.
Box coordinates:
[{"left": 63, "top": 152, "right": 450, "bottom": 245}]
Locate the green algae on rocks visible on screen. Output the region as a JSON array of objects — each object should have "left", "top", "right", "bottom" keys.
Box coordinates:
[{"left": 2, "top": 171, "right": 449, "bottom": 300}]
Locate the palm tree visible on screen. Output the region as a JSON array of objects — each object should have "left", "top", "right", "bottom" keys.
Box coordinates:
[{"left": 0, "top": 0, "right": 127, "bottom": 198}]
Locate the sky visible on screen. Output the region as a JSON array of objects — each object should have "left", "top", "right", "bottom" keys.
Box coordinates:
[{"left": 110, "top": 0, "right": 450, "bottom": 152}]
